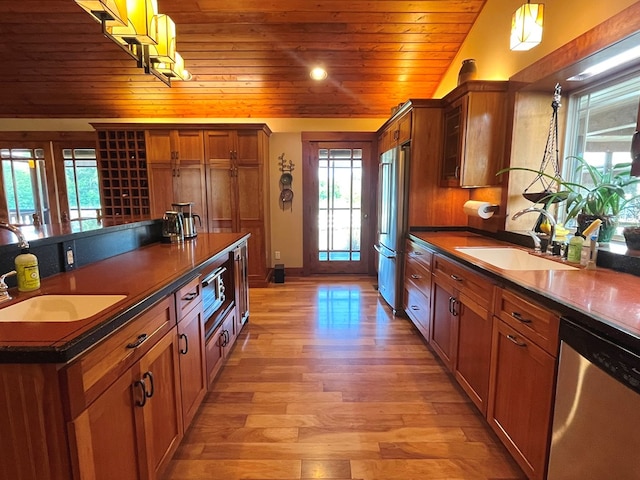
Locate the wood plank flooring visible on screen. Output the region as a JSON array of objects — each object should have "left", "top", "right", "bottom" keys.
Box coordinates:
[{"left": 162, "top": 276, "right": 525, "bottom": 480}]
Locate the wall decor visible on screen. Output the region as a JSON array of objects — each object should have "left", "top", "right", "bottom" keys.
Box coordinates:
[{"left": 278, "top": 153, "right": 295, "bottom": 211}]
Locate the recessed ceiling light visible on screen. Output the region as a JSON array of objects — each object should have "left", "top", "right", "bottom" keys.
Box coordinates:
[{"left": 310, "top": 67, "right": 327, "bottom": 81}]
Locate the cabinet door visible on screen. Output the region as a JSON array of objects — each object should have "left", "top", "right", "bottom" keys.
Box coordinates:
[
  {"left": 235, "top": 130, "right": 260, "bottom": 165},
  {"left": 205, "top": 130, "right": 236, "bottom": 163},
  {"left": 205, "top": 162, "right": 235, "bottom": 232},
  {"left": 441, "top": 99, "right": 464, "bottom": 186},
  {"left": 177, "top": 302, "right": 207, "bottom": 428},
  {"left": 454, "top": 294, "right": 492, "bottom": 415},
  {"left": 69, "top": 368, "right": 145, "bottom": 480},
  {"left": 174, "top": 163, "right": 207, "bottom": 222},
  {"left": 430, "top": 279, "right": 457, "bottom": 370},
  {"left": 148, "top": 162, "right": 175, "bottom": 218},
  {"left": 146, "top": 130, "right": 173, "bottom": 163},
  {"left": 137, "top": 330, "right": 183, "bottom": 479},
  {"left": 487, "top": 319, "right": 556, "bottom": 480},
  {"left": 205, "top": 322, "right": 226, "bottom": 386},
  {"left": 173, "top": 130, "right": 204, "bottom": 163}
]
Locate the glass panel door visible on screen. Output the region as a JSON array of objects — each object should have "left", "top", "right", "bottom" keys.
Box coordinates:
[{"left": 318, "top": 147, "right": 363, "bottom": 263}]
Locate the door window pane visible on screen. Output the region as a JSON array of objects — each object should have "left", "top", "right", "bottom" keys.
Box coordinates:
[
  {"left": 1, "top": 148, "right": 49, "bottom": 225},
  {"left": 63, "top": 148, "right": 101, "bottom": 220},
  {"left": 318, "top": 148, "right": 363, "bottom": 262}
]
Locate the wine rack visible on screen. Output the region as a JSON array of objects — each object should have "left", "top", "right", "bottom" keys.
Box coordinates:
[{"left": 96, "top": 129, "right": 150, "bottom": 221}]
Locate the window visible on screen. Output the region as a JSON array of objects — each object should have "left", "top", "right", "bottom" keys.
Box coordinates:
[
  {"left": 1, "top": 148, "right": 50, "bottom": 225},
  {"left": 564, "top": 72, "right": 640, "bottom": 240},
  {"left": 63, "top": 148, "right": 101, "bottom": 220}
]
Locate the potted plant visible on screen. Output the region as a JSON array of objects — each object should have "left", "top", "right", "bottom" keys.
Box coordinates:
[{"left": 498, "top": 156, "right": 640, "bottom": 243}]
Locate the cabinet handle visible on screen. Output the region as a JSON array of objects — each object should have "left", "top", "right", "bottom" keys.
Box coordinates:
[
  {"left": 411, "top": 305, "right": 420, "bottom": 311},
  {"left": 143, "top": 371, "right": 154, "bottom": 398},
  {"left": 451, "top": 298, "right": 459, "bottom": 317},
  {"left": 411, "top": 274, "right": 422, "bottom": 279},
  {"left": 179, "top": 333, "right": 189, "bottom": 355},
  {"left": 126, "top": 333, "right": 149, "bottom": 349},
  {"left": 454, "top": 165, "right": 460, "bottom": 179},
  {"left": 134, "top": 379, "right": 147, "bottom": 407},
  {"left": 506, "top": 334, "right": 527, "bottom": 347},
  {"left": 412, "top": 251, "right": 423, "bottom": 256},
  {"left": 450, "top": 274, "right": 463, "bottom": 282},
  {"left": 182, "top": 292, "right": 198, "bottom": 301},
  {"left": 511, "top": 312, "right": 532, "bottom": 323},
  {"left": 224, "top": 330, "right": 230, "bottom": 345},
  {"left": 448, "top": 296, "right": 454, "bottom": 314},
  {"left": 220, "top": 330, "right": 228, "bottom": 347}
]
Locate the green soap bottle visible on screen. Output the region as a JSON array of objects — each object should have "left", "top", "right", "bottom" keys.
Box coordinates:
[
  {"left": 567, "top": 233, "right": 584, "bottom": 264},
  {"left": 15, "top": 248, "right": 40, "bottom": 292}
]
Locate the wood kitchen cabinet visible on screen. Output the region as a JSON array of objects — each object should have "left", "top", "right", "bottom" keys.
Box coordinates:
[
  {"left": 377, "top": 109, "right": 412, "bottom": 152},
  {"left": 430, "top": 254, "right": 495, "bottom": 414},
  {"left": 145, "top": 129, "right": 207, "bottom": 221},
  {"left": 175, "top": 276, "right": 207, "bottom": 428},
  {"left": 403, "top": 239, "right": 433, "bottom": 340},
  {"left": 68, "top": 315, "right": 183, "bottom": 480},
  {"left": 94, "top": 127, "right": 151, "bottom": 222},
  {"left": 205, "top": 306, "right": 237, "bottom": 386},
  {"left": 487, "top": 288, "right": 559, "bottom": 480},
  {"left": 441, "top": 81, "right": 508, "bottom": 187},
  {"left": 205, "top": 126, "right": 271, "bottom": 286}
]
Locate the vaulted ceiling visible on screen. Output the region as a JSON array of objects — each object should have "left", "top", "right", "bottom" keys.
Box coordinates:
[{"left": 0, "top": 0, "right": 487, "bottom": 119}]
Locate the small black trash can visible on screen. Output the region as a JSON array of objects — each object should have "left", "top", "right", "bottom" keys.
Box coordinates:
[{"left": 274, "top": 263, "right": 285, "bottom": 283}]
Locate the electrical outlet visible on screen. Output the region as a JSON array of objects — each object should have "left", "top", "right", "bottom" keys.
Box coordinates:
[
  {"left": 275, "top": 251, "right": 281, "bottom": 260},
  {"left": 62, "top": 240, "right": 76, "bottom": 271}
]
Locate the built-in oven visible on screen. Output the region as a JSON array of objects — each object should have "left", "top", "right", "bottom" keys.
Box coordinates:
[
  {"left": 201, "top": 265, "right": 226, "bottom": 328},
  {"left": 547, "top": 317, "right": 640, "bottom": 479}
]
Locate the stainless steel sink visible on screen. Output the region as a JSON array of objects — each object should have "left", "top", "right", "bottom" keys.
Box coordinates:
[
  {"left": 455, "top": 247, "right": 578, "bottom": 271},
  {"left": 0, "top": 294, "right": 127, "bottom": 322}
]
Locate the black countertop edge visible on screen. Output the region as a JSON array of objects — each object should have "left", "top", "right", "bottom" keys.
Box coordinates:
[
  {"left": 0, "top": 235, "right": 248, "bottom": 364},
  {"left": 408, "top": 232, "right": 640, "bottom": 356}
]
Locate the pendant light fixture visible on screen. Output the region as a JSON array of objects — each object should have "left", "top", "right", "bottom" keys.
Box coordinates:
[
  {"left": 75, "top": 0, "right": 191, "bottom": 85},
  {"left": 510, "top": 1, "right": 544, "bottom": 51}
]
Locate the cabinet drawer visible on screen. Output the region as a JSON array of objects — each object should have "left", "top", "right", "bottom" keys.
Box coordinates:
[
  {"left": 433, "top": 254, "right": 494, "bottom": 311},
  {"left": 405, "top": 240, "right": 433, "bottom": 271},
  {"left": 176, "top": 275, "right": 202, "bottom": 319},
  {"left": 495, "top": 288, "right": 559, "bottom": 355},
  {"left": 63, "top": 297, "right": 176, "bottom": 418},
  {"left": 405, "top": 259, "right": 431, "bottom": 293},
  {"left": 405, "top": 285, "right": 430, "bottom": 338}
]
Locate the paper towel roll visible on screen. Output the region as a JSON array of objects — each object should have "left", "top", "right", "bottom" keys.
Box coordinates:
[{"left": 463, "top": 200, "right": 497, "bottom": 219}]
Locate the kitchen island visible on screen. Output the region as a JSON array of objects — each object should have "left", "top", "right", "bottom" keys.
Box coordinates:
[{"left": 0, "top": 232, "right": 249, "bottom": 480}]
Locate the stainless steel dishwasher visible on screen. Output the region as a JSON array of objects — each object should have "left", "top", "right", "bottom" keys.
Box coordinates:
[{"left": 547, "top": 318, "right": 640, "bottom": 479}]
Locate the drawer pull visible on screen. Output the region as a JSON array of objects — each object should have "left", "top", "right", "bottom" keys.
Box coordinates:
[
  {"left": 511, "top": 312, "right": 532, "bottom": 323},
  {"left": 506, "top": 334, "right": 527, "bottom": 347},
  {"left": 450, "top": 274, "right": 463, "bottom": 282},
  {"left": 126, "top": 333, "right": 149, "bottom": 349},
  {"left": 179, "top": 333, "right": 189, "bottom": 355},
  {"left": 411, "top": 305, "right": 420, "bottom": 311},
  {"left": 182, "top": 292, "right": 198, "bottom": 301},
  {"left": 134, "top": 379, "right": 147, "bottom": 407},
  {"left": 411, "top": 274, "right": 422, "bottom": 280},
  {"left": 412, "top": 251, "right": 423, "bottom": 256}
]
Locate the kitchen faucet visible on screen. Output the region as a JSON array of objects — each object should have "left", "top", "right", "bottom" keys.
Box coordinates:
[
  {"left": 0, "top": 222, "right": 29, "bottom": 249},
  {"left": 511, "top": 207, "right": 556, "bottom": 254}
]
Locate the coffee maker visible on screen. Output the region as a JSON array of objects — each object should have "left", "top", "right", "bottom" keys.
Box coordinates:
[{"left": 172, "top": 202, "right": 201, "bottom": 239}]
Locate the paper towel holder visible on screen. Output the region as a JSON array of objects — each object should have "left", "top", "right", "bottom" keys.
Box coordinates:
[{"left": 483, "top": 204, "right": 500, "bottom": 214}]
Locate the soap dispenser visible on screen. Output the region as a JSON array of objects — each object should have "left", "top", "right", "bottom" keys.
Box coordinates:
[{"left": 15, "top": 247, "right": 40, "bottom": 292}]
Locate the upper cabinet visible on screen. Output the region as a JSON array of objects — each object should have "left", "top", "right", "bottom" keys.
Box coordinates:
[
  {"left": 377, "top": 107, "right": 412, "bottom": 154},
  {"left": 441, "top": 81, "right": 509, "bottom": 188},
  {"left": 145, "top": 129, "right": 207, "bottom": 221}
]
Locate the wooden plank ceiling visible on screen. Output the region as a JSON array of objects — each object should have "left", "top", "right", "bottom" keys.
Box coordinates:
[{"left": 0, "top": 0, "right": 486, "bottom": 119}]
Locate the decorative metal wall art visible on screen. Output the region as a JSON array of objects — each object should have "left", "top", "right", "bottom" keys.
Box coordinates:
[{"left": 278, "top": 153, "right": 295, "bottom": 210}]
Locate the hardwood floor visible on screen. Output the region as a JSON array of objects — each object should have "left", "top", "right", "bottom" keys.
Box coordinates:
[{"left": 162, "top": 276, "right": 525, "bottom": 480}]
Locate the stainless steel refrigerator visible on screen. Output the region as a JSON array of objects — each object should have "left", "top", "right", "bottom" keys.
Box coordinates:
[{"left": 375, "top": 143, "right": 409, "bottom": 314}]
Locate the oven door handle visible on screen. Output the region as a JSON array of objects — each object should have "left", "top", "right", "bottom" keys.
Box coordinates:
[{"left": 202, "top": 266, "right": 227, "bottom": 287}]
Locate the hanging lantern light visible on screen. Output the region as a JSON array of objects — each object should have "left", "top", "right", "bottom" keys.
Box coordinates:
[{"left": 510, "top": 1, "right": 544, "bottom": 51}]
